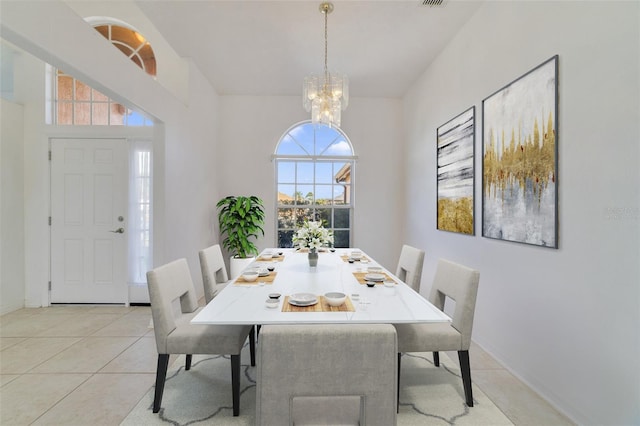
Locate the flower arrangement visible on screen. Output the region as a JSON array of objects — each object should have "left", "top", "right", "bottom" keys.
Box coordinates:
[{"left": 292, "top": 221, "right": 334, "bottom": 251}]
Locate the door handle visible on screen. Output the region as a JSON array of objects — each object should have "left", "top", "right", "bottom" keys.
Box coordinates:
[{"left": 110, "top": 228, "right": 125, "bottom": 234}]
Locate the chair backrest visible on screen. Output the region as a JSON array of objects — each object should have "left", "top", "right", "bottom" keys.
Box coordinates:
[
  {"left": 146, "top": 258, "right": 199, "bottom": 353},
  {"left": 256, "top": 324, "right": 398, "bottom": 426},
  {"left": 198, "top": 244, "right": 229, "bottom": 303},
  {"left": 395, "top": 244, "right": 425, "bottom": 292},
  {"left": 428, "top": 259, "right": 480, "bottom": 350}
]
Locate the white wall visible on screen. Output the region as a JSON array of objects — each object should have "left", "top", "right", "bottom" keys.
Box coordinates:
[
  {"left": 0, "top": 0, "right": 222, "bottom": 303},
  {"left": 218, "top": 95, "right": 404, "bottom": 270},
  {"left": 0, "top": 98, "right": 25, "bottom": 314},
  {"left": 403, "top": 2, "right": 639, "bottom": 425}
]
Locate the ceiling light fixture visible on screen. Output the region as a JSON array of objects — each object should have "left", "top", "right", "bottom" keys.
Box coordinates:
[{"left": 303, "top": 2, "right": 348, "bottom": 127}]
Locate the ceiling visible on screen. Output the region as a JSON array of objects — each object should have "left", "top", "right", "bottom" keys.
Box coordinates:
[{"left": 134, "top": 0, "right": 483, "bottom": 98}]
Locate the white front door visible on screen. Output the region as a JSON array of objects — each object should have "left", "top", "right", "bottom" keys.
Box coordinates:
[{"left": 50, "top": 138, "right": 128, "bottom": 304}]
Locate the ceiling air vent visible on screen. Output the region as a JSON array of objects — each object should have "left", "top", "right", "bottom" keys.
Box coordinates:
[{"left": 421, "top": 0, "right": 445, "bottom": 6}]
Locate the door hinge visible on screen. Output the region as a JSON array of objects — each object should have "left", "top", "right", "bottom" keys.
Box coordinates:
[
  {"left": 48, "top": 281, "right": 52, "bottom": 291},
  {"left": 48, "top": 216, "right": 52, "bottom": 226},
  {"left": 49, "top": 150, "right": 52, "bottom": 161}
]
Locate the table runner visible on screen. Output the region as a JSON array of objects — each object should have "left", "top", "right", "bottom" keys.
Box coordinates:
[
  {"left": 295, "top": 248, "right": 331, "bottom": 253},
  {"left": 340, "top": 254, "right": 371, "bottom": 263},
  {"left": 256, "top": 255, "right": 285, "bottom": 262},
  {"left": 281, "top": 296, "right": 355, "bottom": 312},
  {"left": 352, "top": 272, "right": 396, "bottom": 285},
  {"left": 234, "top": 272, "right": 277, "bottom": 285}
]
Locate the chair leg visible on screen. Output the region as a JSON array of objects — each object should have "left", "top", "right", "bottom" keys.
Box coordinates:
[
  {"left": 185, "top": 354, "right": 192, "bottom": 370},
  {"left": 433, "top": 351, "right": 440, "bottom": 367},
  {"left": 153, "top": 354, "right": 170, "bottom": 413},
  {"left": 249, "top": 326, "right": 256, "bottom": 366},
  {"left": 231, "top": 354, "right": 240, "bottom": 416},
  {"left": 458, "top": 350, "right": 473, "bottom": 407},
  {"left": 397, "top": 353, "right": 401, "bottom": 413}
]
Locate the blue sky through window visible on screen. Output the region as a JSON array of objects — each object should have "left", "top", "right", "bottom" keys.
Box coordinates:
[{"left": 276, "top": 122, "right": 353, "bottom": 201}]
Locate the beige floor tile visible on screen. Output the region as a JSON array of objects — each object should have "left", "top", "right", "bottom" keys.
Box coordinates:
[
  {"left": 469, "top": 341, "right": 506, "bottom": 370},
  {"left": 0, "top": 374, "right": 20, "bottom": 387},
  {"left": 32, "top": 373, "right": 155, "bottom": 426},
  {"left": 0, "top": 336, "right": 27, "bottom": 351},
  {"left": 0, "top": 313, "right": 76, "bottom": 337},
  {"left": 41, "top": 305, "right": 101, "bottom": 314},
  {"left": 0, "top": 373, "right": 90, "bottom": 425},
  {"left": 100, "top": 336, "right": 158, "bottom": 373},
  {"left": 0, "top": 337, "right": 81, "bottom": 374},
  {"left": 127, "top": 305, "right": 152, "bottom": 316},
  {"left": 34, "top": 313, "right": 122, "bottom": 337},
  {"left": 91, "top": 312, "right": 154, "bottom": 336},
  {"left": 474, "top": 369, "right": 575, "bottom": 426},
  {"left": 0, "top": 309, "right": 40, "bottom": 326},
  {"left": 30, "top": 336, "right": 138, "bottom": 373},
  {"left": 85, "top": 305, "right": 139, "bottom": 315}
]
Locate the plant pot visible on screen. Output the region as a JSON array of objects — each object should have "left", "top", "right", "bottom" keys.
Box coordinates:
[{"left": 230, "top": 256, "right": 256, "bottom": 279}]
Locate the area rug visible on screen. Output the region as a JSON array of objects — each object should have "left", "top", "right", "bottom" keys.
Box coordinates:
[{"left": 122, "top": 344, "right": 513, "bottom": 425}]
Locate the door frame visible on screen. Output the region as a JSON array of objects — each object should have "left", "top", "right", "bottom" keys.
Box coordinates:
[{"left": 44, "top": 126, "right": 158, "bottom": 306}]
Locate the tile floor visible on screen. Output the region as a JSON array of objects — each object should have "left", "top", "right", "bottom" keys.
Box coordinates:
[{"left": 0, "top": 305, "right": 575, "bottom": 425}]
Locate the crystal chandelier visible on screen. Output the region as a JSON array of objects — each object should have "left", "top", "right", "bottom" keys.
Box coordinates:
[{"left": 303, "top": 2, "right": 348, "bottom": 127}]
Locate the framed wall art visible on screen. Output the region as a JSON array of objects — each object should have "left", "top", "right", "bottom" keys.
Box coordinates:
[
  {"left": 437, "top": 106, "right": 475, "bottom": 235},
  {"left": 482, "top": 55, "right": 558, "bottom": 248}
]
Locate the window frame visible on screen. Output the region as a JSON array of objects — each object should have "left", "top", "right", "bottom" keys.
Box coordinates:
[{"left": 273, "top": 121, "right": 357, "bottom": 248}]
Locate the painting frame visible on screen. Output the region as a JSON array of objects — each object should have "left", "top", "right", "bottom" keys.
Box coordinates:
[
  {"left": 482, "top": 55, "right": 559, "bottom": 248},
  {"left": 437, "top": 106, "right": 475, "bottom": 235}
]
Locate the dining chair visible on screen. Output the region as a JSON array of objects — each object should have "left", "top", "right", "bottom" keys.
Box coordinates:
[
  {"left": 256, "top": 324, "right": 398, "bottom": 426},
  {"left": 198, "top": 243, "right": 230, "bottom": 303},
  {"left": 199, "top": 243, "right": 257, "bottom": 354},
  {"left": 146, "top": 258, "right": 254, "bottom": 416},
  {"left": 395, "top": 258, "right": 480, "bottom": 408},
  {"left": 395, "top": 244, "right": 425, "bottom": 292}
]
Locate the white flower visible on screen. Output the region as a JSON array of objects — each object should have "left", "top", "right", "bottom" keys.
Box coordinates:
[{"left": 292, "top": 221, "right": 334, "bottom": 250}]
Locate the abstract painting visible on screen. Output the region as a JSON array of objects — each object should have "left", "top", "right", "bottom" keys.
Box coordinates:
[
  {"left": 437, "top": 106, "right": 475, "bottom": 235},
  {"left": 482, "top": 55, "right": 558, "bottom": 248}
]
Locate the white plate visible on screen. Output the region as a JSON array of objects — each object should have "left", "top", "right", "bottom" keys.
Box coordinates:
[
  {"left": 364, "top": 273, "right": 385, "bottom": 282},
  {"left": 288, "top": 298, "right": 318, "bottom": 307},
  {"left": 289, "top": 293, "right": 318, "bottom": 306}
]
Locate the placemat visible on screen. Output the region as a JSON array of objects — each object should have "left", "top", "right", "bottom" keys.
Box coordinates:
[
  {"left": 234, "top": 272, "right": 277, "bottom": 285},
  {"left": 340, "top": 254, "right": 371, "bottom": 263},
  {"left": 257, "top": 255, "right": 285, "bottom": 262},
  {"left": 282, "top": 296, "right": 355, "bottom": 312},
  {"left": 352, "top": 272, "right": 396, "bottom": 285}
]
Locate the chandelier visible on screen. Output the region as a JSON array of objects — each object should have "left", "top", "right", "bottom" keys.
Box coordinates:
[{"left": 303, "top": 2, "right": 348, "bottom": 127}]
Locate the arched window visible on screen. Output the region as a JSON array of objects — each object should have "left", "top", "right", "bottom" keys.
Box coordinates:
[
  {"left": 53, "top": 18, "right": 154, "bottom": 126},
  {"left": 274, "top": 121, "right": 356, "bottom": 248},
  {"left": 91, "top": 20, "right": 156, "bottom": 77}
]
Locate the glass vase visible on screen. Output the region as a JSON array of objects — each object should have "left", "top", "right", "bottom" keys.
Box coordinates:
[{"left": 308, "top": 250, "right": 318, "bottom": 267}]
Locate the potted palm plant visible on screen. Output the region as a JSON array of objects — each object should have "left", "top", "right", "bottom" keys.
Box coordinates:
[{"left": 217, "top": 195, "right": 265, "bottom": 278}]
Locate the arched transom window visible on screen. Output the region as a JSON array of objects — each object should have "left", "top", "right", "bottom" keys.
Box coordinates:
[
  {"left": 53, "top": 18, "right": 154, "bottom": 126},
  {"left": 274, "top": 121, "right": 356, "bottom": 248}
]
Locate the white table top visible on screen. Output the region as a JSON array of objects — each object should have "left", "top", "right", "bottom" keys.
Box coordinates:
[{"left": 191, "top": 248, "right": 451, "bottom": 325}]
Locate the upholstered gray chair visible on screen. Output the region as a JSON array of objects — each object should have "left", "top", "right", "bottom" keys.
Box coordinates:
[
  {"left": 200, "top": 244, "right": 257, "bottom": 356},
  {"left": 395, "top": 259, "right": 480, "bottom": 408},
  {"left": 256, "top": 324, "right": 398, "bottom": 426},
  {"left": 395, "top": 244, "right": 425, "bottom": 292},
  {"left": 146, "top": 258, "right": 253, "bottom": 416},
  {"left": 198, "top": 244, "right": 230, "bottom": 303}
]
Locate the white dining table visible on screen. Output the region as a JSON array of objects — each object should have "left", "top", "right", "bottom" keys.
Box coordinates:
[{"left": 191, "top": 248, "right": 451, "bottom": 325}]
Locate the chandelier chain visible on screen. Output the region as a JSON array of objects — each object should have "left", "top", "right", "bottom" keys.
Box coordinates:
[{"left": 324, "top": 5, "right": 329, "bottom": 83}]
